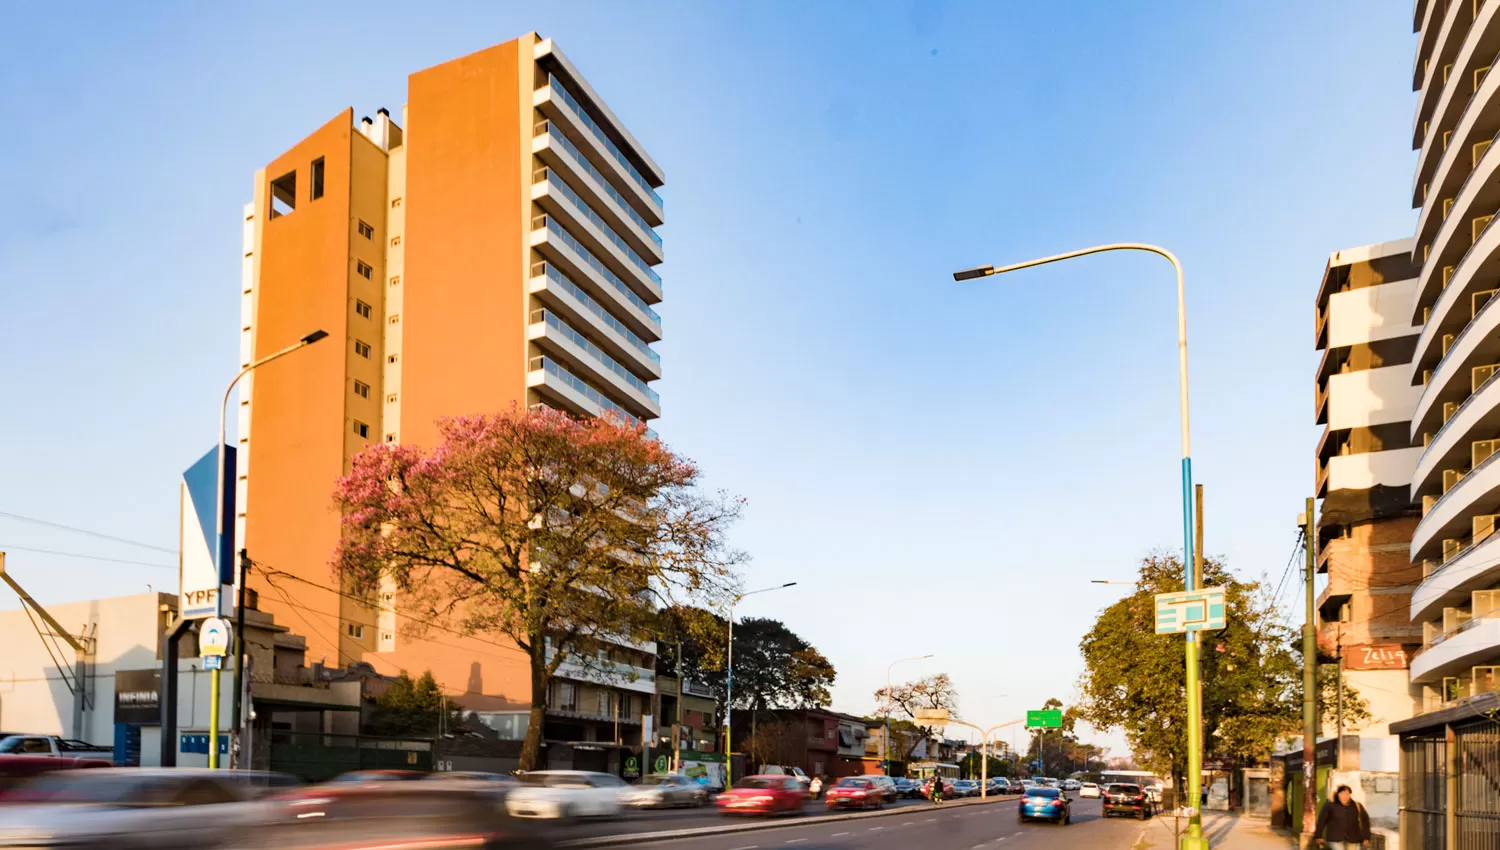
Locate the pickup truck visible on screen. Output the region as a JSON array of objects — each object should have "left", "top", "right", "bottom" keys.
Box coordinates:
[{"left": 0, "top": 735, "right": 113, "bottom": 760}]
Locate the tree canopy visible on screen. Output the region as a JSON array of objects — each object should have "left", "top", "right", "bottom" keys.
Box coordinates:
[
  {"left": 657, "top": 607, "right": 835, "bottom": 718},
  {"left": 1078, "top": 552, "right": 1368, "bottom": 788},
  {"left": 331, "top": 406, "right": 745, "bottom": 768},
  {"left": 367, "top": 670, "right": 461, "bottom": 736},
  {"left": 875, "top": 673, "right": 959, "bottom": 760}
]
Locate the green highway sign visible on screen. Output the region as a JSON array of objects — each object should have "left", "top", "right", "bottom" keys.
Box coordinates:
[
  {"left": 1154, "top": 587, "right": 1227, "bottom": 635},
  {"left": 1026, "top": 709, "right": 1062, "bottom": 729}
]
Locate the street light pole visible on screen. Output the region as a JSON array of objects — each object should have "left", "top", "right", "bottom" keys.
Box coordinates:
[
  {"left": 955, "top": 244, "right": 1204, "bottom": 850},
  {"left": 882, "top": 654, "right": 934, "bottom": 775},
  {"left": 723, "top": 582, "right": 796, "bottom": 788},
  {"left": 211, "top": 329, "right": 328, "bottom": 770}
]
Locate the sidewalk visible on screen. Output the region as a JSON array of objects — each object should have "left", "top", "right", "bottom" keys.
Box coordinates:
[{"left": 1135, "top": 812, "right": 1299, "bottom": 850}]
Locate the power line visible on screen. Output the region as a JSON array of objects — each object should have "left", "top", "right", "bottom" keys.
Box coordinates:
[
  {"left": 0, "top": 543, "right": 175, "bottom": 570},
  {"left": 0, "top": 511, "right": 176, "bottom": 554}
]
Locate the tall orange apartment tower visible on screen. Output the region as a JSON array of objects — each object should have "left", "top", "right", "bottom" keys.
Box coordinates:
[{"left": 235, "top": 34, "right": 664, "bottom": 717}]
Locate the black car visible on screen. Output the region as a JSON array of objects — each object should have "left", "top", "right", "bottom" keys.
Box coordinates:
[
  {"left": 1004, "top": 779, "right": 1026, "bottom": 795},
  {"left": 894, "top": 778, "right": 921, "bottom": 798},
  {"left": 1102, "top": 783, "right": 1154, "bottom": 819}
]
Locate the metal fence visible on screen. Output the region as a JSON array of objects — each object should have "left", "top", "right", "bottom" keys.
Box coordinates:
[
  {"left": 268, "top": 731, "right": 433, "bottom": 782},
  {"left": 1456, "top": 718, "right": 1500, "bottom": 850},
  {"left": 1401, "top": 733, "right": 1446, "bottom": 850}
]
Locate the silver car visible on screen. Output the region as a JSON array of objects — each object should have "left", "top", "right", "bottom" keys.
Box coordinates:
[
  {"left": 0, "top": 768, "right": 298, "bottom": 849},
  {"left": 619, "top": 773, "right": 709, "bottom": 808}
]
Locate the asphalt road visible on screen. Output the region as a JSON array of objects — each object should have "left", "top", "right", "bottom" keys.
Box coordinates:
[
  {"left": 566, "top": 796, "right": 958, "bottom": 840},
  {"left": 564, "top": 796, "right": 1157, "bottom": 849}
]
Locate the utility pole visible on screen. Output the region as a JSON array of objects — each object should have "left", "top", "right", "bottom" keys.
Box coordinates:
[
  {"left": 231, "top": 548, "right": 251, "bottom": 768},
  {"left": 1195, "top": 484, "right": 1205, "bottom": 810},
  {"left": 1302, "top": 498, "right": 1319, "bottom": 840},
  {"left": 1335, "top": 626, "right": 1343, "bottom": 769},
  {"left": 674, "top": 639, "right": 684, "bottom": 771}
]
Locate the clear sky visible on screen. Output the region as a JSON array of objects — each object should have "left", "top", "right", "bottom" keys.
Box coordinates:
[{"left": 1, "top": 2, "right": 1419, "bottom": 757}]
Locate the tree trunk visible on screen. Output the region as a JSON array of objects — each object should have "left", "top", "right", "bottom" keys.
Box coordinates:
[{"left": 519, "top": 638, "right": 549, "bottom": 771}]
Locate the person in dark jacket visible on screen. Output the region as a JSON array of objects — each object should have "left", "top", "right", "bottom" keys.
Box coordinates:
[{"left": 1314, "top": 785, "right": 1371, "bottom": 849}]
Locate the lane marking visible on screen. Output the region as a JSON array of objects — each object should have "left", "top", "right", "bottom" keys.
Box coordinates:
[
  {"left": 785, "top": 840, "right": 806, "bottom": 845},
  {"left": 924, "top": 818, "right": 937, "bottom": 822},
  {"left": 868, "top": 826, "right": 884, "bottom": 831},
  {"left": 730, "top": 846, "right": 759, "bottom": 849},
  {"left": 902, "top": 821, "right": 914, "bottom": 825},
  {"left": 831, "top": 833, "right": 850, "bottom": 837}
]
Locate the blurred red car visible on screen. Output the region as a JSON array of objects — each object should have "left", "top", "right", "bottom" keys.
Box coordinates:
[
  {"left": 920, "top": 777, "right": 955, "bottom": 799},
  {"left": 716, "top": 775, "right": 805, "bottom": 815},
  {"left": 0, "top": 755, "right": 111, "bottom": 803},
  {"left": 824, "top": 776, "right": 885, "bottom": 810}
]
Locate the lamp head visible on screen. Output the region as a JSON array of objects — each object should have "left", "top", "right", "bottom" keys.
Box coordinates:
[{"left": 952, "top": 265, "right": 994, "bottom": 281}]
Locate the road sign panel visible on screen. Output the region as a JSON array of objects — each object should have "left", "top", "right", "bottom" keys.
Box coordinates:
[
  {"left": 914, "top": 708, "right": 950, "bottom": 725},
  {"left": 203, "top": 655, "right": 222, "bottom": 670},
  {"left": 1026, "top": 709, "right": 1062, "bottom": 728},
  {"left": 1154, "top": 587, "right": 1227, "bottom": 634}
]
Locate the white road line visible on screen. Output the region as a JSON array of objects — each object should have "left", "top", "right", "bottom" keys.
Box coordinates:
[
  {"left": 785, "top": 840, "right": 806, "bottom": 845},
  {"left": 924, "top": 818, "right": 937, "bottom": 822},
  {"left": 868, "top": 826, "right": 884, "bottom": 831},
  {"left": 902, "top": 821, "right": 914, "bottom": 825},
  {"left": 730, "top": 846, "right": 759, "bottom": 850},
  {"left": 831, "top": 833, "right": 850, "bottom": 837}
]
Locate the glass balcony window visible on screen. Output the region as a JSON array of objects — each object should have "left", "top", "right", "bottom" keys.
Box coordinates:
[
  {"left": 540, "top": 169, "right": 661, "bottom": 287},
  {"left": 547, "top": 76, "right": 663, "bottom": 210},
  {"left": 536, "top": 263, "right": 659, "bottom": 364},
  {"left": 530, "top": 355, "right": 655, "bottom": 437},
  {"left": 536, "top": 215, "right": 661, "bottom": 322},
  {"left": 533, "top": 309, "right": 659, "bottom": 403},
  {"left": 538, "top": 123, "right": 661, "bottom": 248}
]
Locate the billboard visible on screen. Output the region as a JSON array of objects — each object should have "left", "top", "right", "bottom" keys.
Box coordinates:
[{"left": 180, "top": 445, "right": 236, "bottom": 619}]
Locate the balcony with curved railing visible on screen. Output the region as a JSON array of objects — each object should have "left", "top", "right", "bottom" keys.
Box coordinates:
[
  {"left": 1411, "top": 360, "right": 1500, "bottom": 501},
  {"left": 1411, "top": 529, "right": 1500, "bottom": 622},
  {"left": 1412, "top": 46, "right": 1500, "bottom": 258},
  {"left": 1411, "top": 0, "right": 1486, "bottom": 167},
  {"left": 1410, "top": 607, "right": 1500, "bottom": 682},
  {"left": 1411, "top": 431, "right": 1500, "bottom": 562},
  {"left": 1410, "top": 221, "right": 1500, "bottom": 440}
]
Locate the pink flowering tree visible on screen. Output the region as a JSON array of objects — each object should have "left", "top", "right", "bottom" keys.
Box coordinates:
[{"left": 331, "top": 405, "right": 744, "bottom": 769}]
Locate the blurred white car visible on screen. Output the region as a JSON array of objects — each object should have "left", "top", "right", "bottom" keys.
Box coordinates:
[
  {"left": 0, "top": 768, "right": 297, "bottom": 849},
  {"left": 505, "top": 770, "right": 624, "bottom": 819},
  {"left": 1079, "top": 782, "right": 1101, "bottom": 798},
  {"left": 619, "top": 773, "right": 708, "bottom": 808}
]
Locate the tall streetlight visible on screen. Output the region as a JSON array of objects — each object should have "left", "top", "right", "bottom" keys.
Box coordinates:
[
  {"left": 955, "top": 244, "right": 1205, "bottom": 850},
  {"left": 210, "top": 328, "right": 329, "bottom": 769},
  {"left": 881, "top": 654, "right": 934, "bottom": 774},
  {"left": 723, "top": 582, "right": 796, "bottom": 787}
]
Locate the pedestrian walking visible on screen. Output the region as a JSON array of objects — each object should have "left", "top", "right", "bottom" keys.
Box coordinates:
[
  {"left": 1314, "top": 785, "right": 1371, "bottom": 849},
  {"left": 809, "top": 776, "right": 823, "bottom": 799}
]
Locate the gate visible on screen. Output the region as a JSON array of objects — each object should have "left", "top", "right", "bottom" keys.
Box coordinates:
[
  {"left": 268, "top": 731, "right": 433, "bottom": 781},
  {"left": 1401, "top": 732, "right": 1446, "bottom": 850},
  {"left": 1455, "top": 719, "right": 1500, "bottom": 850}
]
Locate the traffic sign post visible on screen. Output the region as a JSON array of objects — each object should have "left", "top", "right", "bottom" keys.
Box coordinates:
[
  {"left": 1153, "top": 587, "right": 1226, "bottom": 635},
  {"left": 198, "top": 617, "right": 233, "bottom": 770}
]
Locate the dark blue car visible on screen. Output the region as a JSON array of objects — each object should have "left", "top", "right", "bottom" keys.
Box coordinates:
[{"left": 1018, "top": 786, "right": 1070, "bottom": 825}]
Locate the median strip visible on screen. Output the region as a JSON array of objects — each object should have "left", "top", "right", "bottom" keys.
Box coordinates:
[{"left": 561, "top": 794, "right": 1021, "bottom": 847}]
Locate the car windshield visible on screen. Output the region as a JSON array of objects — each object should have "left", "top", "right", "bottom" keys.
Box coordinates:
[
  {"left": 733, "top": 777, "right": 776, "bottom": 789},
  {"left": 1108, "top": 784, "right": 1142, "bottom": 794},
  {"left": 836, "top": 778, "right": 870, "bottom": 788},
  {"left": 641, "top": 775, "right": 677, "bottom": 786},
  {"left": 15, "top": 774, "right": 150, "bottom": 804},
  {"left": 1025, "top": 788, "right": 1060, "bottom": 798}
]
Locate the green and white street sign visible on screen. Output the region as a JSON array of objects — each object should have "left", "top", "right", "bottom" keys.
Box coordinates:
[
  {"left": 1026, "top": 709, "right": 1062, "bottom": 729},
  {"left": 1154, "top": 587, "right": 1227, "bottom": 635}
]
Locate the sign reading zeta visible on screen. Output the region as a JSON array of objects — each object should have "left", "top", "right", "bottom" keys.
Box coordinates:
[
  {"left": 1154, "top": 587, "right": 1227, "bottom": 635},
  {"left": 1026, "top": 709, "right": 1062, "bottom": 729}
]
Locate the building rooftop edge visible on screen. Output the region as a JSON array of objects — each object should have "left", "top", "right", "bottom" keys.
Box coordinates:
[{"left": 535, "top": 37, "right": 665, "bottom": 187}]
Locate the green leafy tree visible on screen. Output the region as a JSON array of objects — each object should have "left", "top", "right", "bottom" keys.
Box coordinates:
[
  {"left": 367, "top": 670, "right": 462, "bottom": 736},
  {"left": 1078, "top": 552, "right": 1368, "bottom": 792}
]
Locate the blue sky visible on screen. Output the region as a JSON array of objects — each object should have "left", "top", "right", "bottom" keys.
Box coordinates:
[{"left": 1, "top": 2, "right": 1418, "bottom": 755}]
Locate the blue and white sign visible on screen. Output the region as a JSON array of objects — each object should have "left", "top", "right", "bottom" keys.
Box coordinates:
[
  {"left": 179, "top": 445, "right": 236, "bottom": 620},
  {"left": 198, "top": 617, "right": 232, "bottom": 658},
  {"left": 180, "top": 734, "right": 229, "bottom": 755},
  {"left": 203, "top": 655, "right": 222, "bottom": 670},
  {"left": 1154, "top": 587, "right": 1227, "bottom": 635}
]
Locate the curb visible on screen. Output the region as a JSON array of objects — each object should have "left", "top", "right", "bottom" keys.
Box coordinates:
[{"left": 561, "top": 793, "right": 1021, "bottom": 847}]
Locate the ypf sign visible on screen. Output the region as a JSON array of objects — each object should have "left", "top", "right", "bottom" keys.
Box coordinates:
[{"left": 179, "top": 445, "right": 236, "bottom": 619}]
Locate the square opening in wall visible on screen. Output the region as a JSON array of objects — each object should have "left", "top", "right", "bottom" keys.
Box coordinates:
[{"left": 269, "top": 171, "right": 296, "bottom": 219}]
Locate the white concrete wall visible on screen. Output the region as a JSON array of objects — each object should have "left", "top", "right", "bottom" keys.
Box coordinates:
[
  {"left": 1328, "top": 446, "right": 1423, "bottom": 490},
  {"left": 1329, "top": 278, "right": 1422, "bottom": 348},
  {"left": 1339, "top": 668, "right": 1417, "bottom": 737},
  {"left": 1328, "top": 365, "right": 1424, "bottom": 429},
  {"left": 0, "top": 591, "right": 240, "bottom": 764}
]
